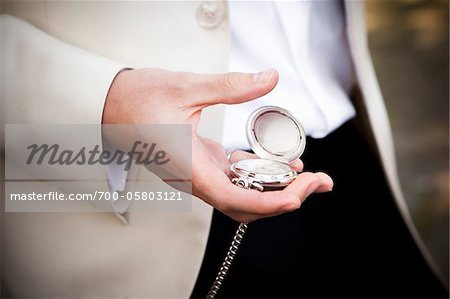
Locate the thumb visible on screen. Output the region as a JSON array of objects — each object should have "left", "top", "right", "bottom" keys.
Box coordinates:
[{"left": 192, "top": 69, "right": 279, "bottom": 108}]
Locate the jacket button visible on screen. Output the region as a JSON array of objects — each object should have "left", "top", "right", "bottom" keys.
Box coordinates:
[{"left": 196, "top": 1, "right": 224, "bottom": 29}]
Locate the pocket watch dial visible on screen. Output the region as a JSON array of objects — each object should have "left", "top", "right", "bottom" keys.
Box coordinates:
[
  {"left": 230, "top": 159, "right": 297, "bottom": 188},
  {"left": 234, "top": 159, "right": 291, "bottom": 175}
]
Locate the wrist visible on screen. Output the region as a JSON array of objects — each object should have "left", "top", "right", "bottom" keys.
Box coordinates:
[{"left": 102, "top": 68, "right": 133, "bottom": 124}]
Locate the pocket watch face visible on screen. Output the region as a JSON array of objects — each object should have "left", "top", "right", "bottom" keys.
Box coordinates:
[
  {"left": 230, "top": 159, "right": 297, "bottom": 188},
  {"left": 233, "top": 159, "right": 291, "bottom": 175}
]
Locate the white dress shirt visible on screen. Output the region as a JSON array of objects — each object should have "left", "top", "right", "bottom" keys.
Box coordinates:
[{"left": 222, "top": 0, "right": 356, "bottom": 150}]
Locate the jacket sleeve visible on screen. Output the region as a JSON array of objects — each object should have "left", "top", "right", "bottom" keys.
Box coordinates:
[
  {"left": 1, "top": 14, "right": 127, "bottom": 125},
  {"left": 1, "top": 15, "right": 130, "bottom": 217}
]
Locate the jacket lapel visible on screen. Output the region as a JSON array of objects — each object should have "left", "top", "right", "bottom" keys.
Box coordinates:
[{"left": 343, "top": 0, "right": 445, "bottom": 285}]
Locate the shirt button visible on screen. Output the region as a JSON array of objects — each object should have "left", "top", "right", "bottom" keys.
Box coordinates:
[{"left": 196, "top": 1, "right": 224, "bottom": 29}]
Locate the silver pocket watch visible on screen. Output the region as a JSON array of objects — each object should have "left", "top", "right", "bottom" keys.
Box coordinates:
[
  {"left": 229, "top": 105, "right": 306, "bottom": 191},
  {"left": 206, "top": 106, "right": 306, "bottom": 299}
]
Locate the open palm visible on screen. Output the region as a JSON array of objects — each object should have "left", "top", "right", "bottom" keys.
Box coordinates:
[{"left": 104, "top": 68, "right": 333, "bottom": 222}]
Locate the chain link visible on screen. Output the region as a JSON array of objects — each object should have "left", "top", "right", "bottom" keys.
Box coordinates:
[
  {"left": 205, "top": 222, "right": 248, "bottom": 299},
  {"left": 205, "top": 177, "right": 260, "bottom": 299}
]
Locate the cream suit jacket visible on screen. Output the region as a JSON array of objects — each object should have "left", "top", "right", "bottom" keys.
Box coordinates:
[{"left": 0, "top": 0, "right": 443, "bottom": 297}]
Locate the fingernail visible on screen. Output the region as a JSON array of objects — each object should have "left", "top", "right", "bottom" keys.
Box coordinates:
[
  {"left": 321, "top": 174, "right": 334, "bottom": 191},
  {"left": 253, "top": 69, "right": 275, "bottom": 84}
]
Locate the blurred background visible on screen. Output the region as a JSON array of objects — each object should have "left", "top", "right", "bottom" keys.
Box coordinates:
[{"left": 366, "top": 0, "right": 449, "bottom": 282}]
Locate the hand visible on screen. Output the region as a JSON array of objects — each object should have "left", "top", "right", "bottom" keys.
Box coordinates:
[{"left": 103, "top": 68, "right": 333, "bottom": 222}]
